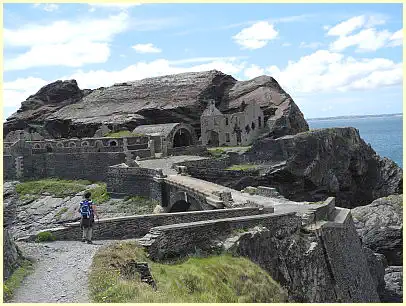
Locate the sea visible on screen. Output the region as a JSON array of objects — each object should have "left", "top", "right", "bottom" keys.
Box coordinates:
[{"left": 307, "top": 114, "right": 403, "bottom": 169}]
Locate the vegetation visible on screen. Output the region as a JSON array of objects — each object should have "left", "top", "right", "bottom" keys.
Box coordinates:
[
  {"left": 226, "top": 164, "right": 259, "bottom": 171},
  {"left": 35, "top": 231, "right": 56, "bottom": 242},
  {"left": 105, "top": 131, "right": 145, "bottom": 138},
  {"left": 89, "top": 242, "right": 287, "bottom": 303},
  {"left": 3, "top": 259, "right": 34, "bottom": 302},
  {"left": 89, "top": 183, "right": 110, "bottom": 204},
  {"left": 16, "top": 178, "right": 93, "bottom": 198},
  {"left": 207, "top": 146, "right": 252, "bottom": 158},
  {"left": 55, "top": 207, "right": 69, "bottom": 220},
  {"left": 111, "top": 196, "right": 158, "bottom": 215}
]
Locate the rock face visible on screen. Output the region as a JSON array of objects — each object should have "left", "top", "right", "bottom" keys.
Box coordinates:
[
  {"left": 382, "top": 266, "right": 403, "bottom": 302},
  {"left": 3, "top": 229, "right": 23, "bottom": 280},
  {"left": 242, "top": 128, "right": 403, "bottom": 208},
  {"left": 4, "top": 70, "right": 308, "bottom": 139},
  {"left": 352, "top": 195, "right": 403, "bottom": 265},
  {"left": 4, "top": 80, "right": 91, "bottom": 137}
]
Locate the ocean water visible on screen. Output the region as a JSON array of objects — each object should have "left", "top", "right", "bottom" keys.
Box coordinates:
[{"left": 307, "top": 115, "right": 403, "bottom": 168}]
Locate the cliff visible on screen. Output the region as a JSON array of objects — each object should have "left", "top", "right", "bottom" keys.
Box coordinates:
[{"left": 4, "top": 70, "right": 308, "bottom": 139}]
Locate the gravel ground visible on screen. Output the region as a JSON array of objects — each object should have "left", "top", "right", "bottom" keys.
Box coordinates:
[{"left": 10, "top": 239, "right": 127, "bottom": 303}]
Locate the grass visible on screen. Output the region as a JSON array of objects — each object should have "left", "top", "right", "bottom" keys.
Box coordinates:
[
  {"left": 111, "top": 196, "right": 158, "bottom": 215},
  {"left": 89, "top": 183, "right": 110, "bottom": 204},
  {"left": 3, "top": 259, "right": 34, "bottom": 302},
  {"left": 89, "top": 242, "right": 287, "bottom": 303},
  {"left": 207, "top": 146, "right": 252, "bottom": 159},
  {"left": 55, "top": 207, "right": 69, "bottom": 220},
  {"left": 105, "top": 131, "right": 145, "bottom": 138},
  {"left": 16, "top": 179, "right": 93, "bottom": 198},
  {"left": 35, "top": 231, "right": 56, "bottom": 242},
  {"left": 225, "top": 164, "right": 259, "bottom": 171}
]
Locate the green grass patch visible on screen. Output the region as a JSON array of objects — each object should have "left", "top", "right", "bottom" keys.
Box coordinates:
[
  {"left": 35, "top": 231, "right": 56, "bottom": 242},
  {"left": 105, "top": 131, "right": 145, "bottom": 138},
  {"left": 3, "top": 259, "right": 34, "bottom": 302},
  {"left": 89, "top": 242, "right": 287, "bottom": 303},
  {"left": 89, "top": 183, "right": 110, "bottom": 204},
  {"left": 112, "top": 196, "right": 158, "bottom": 215},
  {"left": 55, "top": 207, "right": 69, "bottom": 220},
  {"left": 16, "top": 179, "right": 93, "bottom": 198},
  {"left": 225, "top": 164, "right": 258, "bottom": 171}
]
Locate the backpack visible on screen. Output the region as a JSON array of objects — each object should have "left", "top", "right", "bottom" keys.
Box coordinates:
[{"left": 79, "top": 200, "right": 93, "bottom": 219}]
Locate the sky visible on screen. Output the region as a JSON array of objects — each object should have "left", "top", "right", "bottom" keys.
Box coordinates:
[{"left": 3, "top": 2, "right": 403, "bottom": 120}]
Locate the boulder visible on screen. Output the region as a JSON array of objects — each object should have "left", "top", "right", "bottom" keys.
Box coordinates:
[
  {"left": 352, "top": 195, "right": 403, "bottom": 265},
  {"left": 4, "top": 70, "right": 309, "bottom": 139}
]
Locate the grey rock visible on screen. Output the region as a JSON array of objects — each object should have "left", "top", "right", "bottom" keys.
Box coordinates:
[
  {"left": 4, "top": 70, "right": 308, "bottom": 139},
  {"left": 3, "top": 229, "right": 24, "bottom": 280},
  {"left": 352, "top": 195, "right": 403, "bottom": 265},
  {"left": 381, "top": 266, "right": 403, "bottom": 302},
  {"left": 363, "top": 247, "right": 386, "bottom": 297}
]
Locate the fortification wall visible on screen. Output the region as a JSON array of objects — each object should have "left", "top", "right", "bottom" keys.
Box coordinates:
[
  {"left": 143, "top": 212, "right": 300, "bottom": 260},
  {"left": 22, "top": 152, "right": 125, "bottom": 181},
  {"left": 3, "top": 155, "right": 16, "bottom": 180},
  {"left": 20, "top": 207, "right": 267, "bottom": 241},
  {"left": 167, "top": 145, "right": 208, "bottom": 156}
]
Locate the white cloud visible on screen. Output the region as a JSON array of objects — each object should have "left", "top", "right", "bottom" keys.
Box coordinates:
[
  {"left": 233, "top": 21, "right": 278, "bottom": 49},
  {"left": 244, "top": 64, "right": 265, "bottom": 79},
  {"left": 132, "top": 43, "right": 162, "bottom": 54},
  {"left": 327, "top": 16, "right": 366, "bottom": 37},
  {"left": 389, "top": 29, "right": 403, "bottom": 46},
  {"left": 3, "top": 77, "right": 48, "bottom": 108},
  {"left": 299, "top": 41, "right": 324, "bottom": 49},
  {"left": 327, "top": 15, "right": 401, "bottom": 52},
  {"left": 43, "top": 4, "right": 59, "bottom": 12},
  {"left": 265, "top": 49, "right": 402, "bottom": 94},
  {"left": 4, "top": 12, "right": 129, "bottom": 70}
]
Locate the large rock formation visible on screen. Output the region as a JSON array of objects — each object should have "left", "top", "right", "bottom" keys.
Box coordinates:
[
  {"left": 242, "top": 128, "right": 403, "bottom": 208},
  {"left": 4, "top": 70, "right": 308, "bottom": 139},
  {"left": 351, "top": 195, "right": 403, "bottom": 265}
]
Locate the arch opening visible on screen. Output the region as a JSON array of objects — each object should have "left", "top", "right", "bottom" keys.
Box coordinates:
[
  {"left": 173, "top": 128, "right": 193, "bottom": 148},
  {"left": 169, "top": 200, "right": 191, "bottom": 212},
  {"left": 207, "top": 130, "right": 219, "bottom": 147}
]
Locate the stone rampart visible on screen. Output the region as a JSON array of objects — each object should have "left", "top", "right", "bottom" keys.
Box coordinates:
[
  {"left": 141, "top": 212, "right": 300, "bottom": 260},
  {"left": 19, "top": 207, "right": 269, "bottom": 242}
]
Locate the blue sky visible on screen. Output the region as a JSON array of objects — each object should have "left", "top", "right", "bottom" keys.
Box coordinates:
[{"left": 3, "top": 3, "right": 403, "bottom": 120}]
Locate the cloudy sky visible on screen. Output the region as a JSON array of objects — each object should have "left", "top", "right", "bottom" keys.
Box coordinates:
[{"left": 3, "top": 3, "right": 403, "bottom": 120}]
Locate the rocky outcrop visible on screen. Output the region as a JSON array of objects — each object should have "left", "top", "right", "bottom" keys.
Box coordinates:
[
  {"left": 239, "top": 128, "right": 403, "bottom": 208},
  {"left": 352, "top": 195, "right": 403, "bottom": 265},
  {"left": 381, "top": 266, "right": 403, "bottom": 302},
  {"left": 4, "top": 70, "right": 308, "bottom": 139},
  {"left": 4, "top": 80, "right": 91, "bottom": 137},
  {"left": 3, "top": 229, "right": 23, "bottom": 280}
]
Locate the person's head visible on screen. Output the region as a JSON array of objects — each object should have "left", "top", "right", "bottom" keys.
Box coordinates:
[{"left": 84, "top": 192, "right": 91, "bottom": 200}]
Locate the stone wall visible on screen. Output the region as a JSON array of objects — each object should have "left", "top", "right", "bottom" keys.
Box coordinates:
[
  {"left": 3, "top": 155, "right": 16, "bottom": 180},
  {"left": 317, "top": 208, "right": 380, "bottom": 302},
  {"left": 20, "top": 207, "right": 268, "bottom": 241},
  {"left": 23, "top": 152, "right": 125, "bottom": 181},
  {"left": 167, "top": 145, "right": 207, "bottom": 156},
  {"left": 142, "top": 212, "right": 299, "bottom": 260}
]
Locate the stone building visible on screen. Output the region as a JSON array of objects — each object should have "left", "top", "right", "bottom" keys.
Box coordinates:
[{"left": 200, "top": 100, "right": 265, "bottom": 147}]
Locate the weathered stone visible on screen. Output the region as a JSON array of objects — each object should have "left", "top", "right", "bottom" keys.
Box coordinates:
[
  {"left": 352, "top": 195, "right": 403, "bottom": 265},
  {"left": 4, "top": 70, "right": 308, "bottom": 139},
  {"left": 3, "top": 229, "right": 23, "bottom": 280},
  {"left": 381, "top": 266, "right": 403, "bottom": 302}
]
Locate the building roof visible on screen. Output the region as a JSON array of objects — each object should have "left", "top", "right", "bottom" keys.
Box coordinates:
[{"left": 132, "top": 123, "right": 180, "bottom": 137}]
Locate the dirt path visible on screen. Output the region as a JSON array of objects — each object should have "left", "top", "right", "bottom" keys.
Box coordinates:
[{"left": 11, "top": 240, "right": 122, "bottom": 303}]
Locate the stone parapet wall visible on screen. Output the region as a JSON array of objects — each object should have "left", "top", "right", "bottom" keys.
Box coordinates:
[
  {"left": 167, "top": 145, "right": 208, "bottom": 156},
  {"left": 3, "top": 155, "right": 16, "bottom": 180},
  {"left": 19, "top": 207, "right": 268, "bottom": 242},
  {"left": 142, "top": 212, "right": 300, "bottom": 260}
]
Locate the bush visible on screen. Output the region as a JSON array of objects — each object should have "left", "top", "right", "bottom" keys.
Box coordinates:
[
  {"left": 35, "top": 231, "right": 56, "bottom": 242},
  {"left": 3, "top": 259, "right": 34, "bottom": 302}
]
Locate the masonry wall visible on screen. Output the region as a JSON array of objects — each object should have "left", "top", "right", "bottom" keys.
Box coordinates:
[
  {"left": 3, "top": 155, "right": 16, "bottom": 180},
  {"left": 22, "top": 207, "right": 268, "bottom": 241},
  {"left": 144, "top": 212, "right": 300, "bottom": 260},
  {"left": 23, "top": 152, "right": 125, "bottom": 181}
]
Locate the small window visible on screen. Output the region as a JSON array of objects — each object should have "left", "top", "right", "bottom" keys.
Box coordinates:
[
  {"left": 81, "top": 141, "right": 89, "bottom": 147},
  {"left": 245, "top": 125, "right": 250, "bottom": 134},
  {"left": 69, "top": 142, "right": 76, "bottom": 148},
  {"left": 251, "top": 122, "right": 255, "bottom": 130},
  {"left": 34, "top": 144, "right": 41, "bottom": 149},
  {"left": 225, "top": 133, "right": 230, "bottom": 142},
  {"left": 46, "top": 145, "right": 53, "bottom": 153},
  {"left": 225, "top": 118, "right": 229, "bottom": 125},
  {"left": 258, "top": 116, "right": 262, "bottom": 128},
  {"left": 56, "top": 142, "right": 64, "bottom": 148},
  {"left": 109, "top": 140, "right": 118, "bottom": 147}
]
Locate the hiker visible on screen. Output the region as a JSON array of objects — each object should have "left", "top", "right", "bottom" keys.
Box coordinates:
[{"left": 78, "top": 192, "right": 98, "bottom": 244}]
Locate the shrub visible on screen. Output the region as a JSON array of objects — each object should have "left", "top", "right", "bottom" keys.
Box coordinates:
[{"left": 35, "top": 231, "right": 56, "bottom": 242}]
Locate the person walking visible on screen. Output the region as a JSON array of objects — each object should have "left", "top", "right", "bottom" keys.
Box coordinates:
[{"left": 78, "top": 192, "right": 98, "bottom": 244}]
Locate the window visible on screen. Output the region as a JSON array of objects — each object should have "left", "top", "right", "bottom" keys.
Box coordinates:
[
  {"left": 109, "top": 140, "right": 118, "bottom": 147},
  {"left": 81, "top": 141, "right": 89, "bottom": 147},
  {"left": 34, "top": 144, "right": 41, "bottom": 149},
  {"left": 225, "top": 117, "right": 229, "bottom": 125},
  {"left": 69, "top": 142, "right": 76, "bottom": 148},
  {"left": 251, "top": 122, "right": 255, "bottom": 130},
  {"left": 245, "top": 125, "right": 250, "bottom": 134},
  {"left": 258, "top": 116, "right": 262, "bottom": 128},
  {"left": 226, "top": 133, "right": 230, "bottom": 142}
]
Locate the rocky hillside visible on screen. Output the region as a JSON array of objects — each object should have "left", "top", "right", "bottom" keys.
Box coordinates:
[{"left": 4, "top": 70, "right": 308, "bottom": 139}]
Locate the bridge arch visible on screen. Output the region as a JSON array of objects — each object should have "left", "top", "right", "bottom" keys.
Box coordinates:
[{"left": 168, "top": 190, "right": 203, "bottom": 213}]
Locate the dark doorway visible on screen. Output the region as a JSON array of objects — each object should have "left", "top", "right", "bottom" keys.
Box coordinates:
[
  {"left": 173, "top": 128, "right": 193, "bottom": 148},
  {"left": 46, "top": 145, "right": 53, "bottom": 153},
  {"left": 208, "top": 130, "right": 219, "bottom": 147},
  {"left": 234, "top": 125, "right": 242, "bottom": 145},
  {"left": 170, "top": 200, "right": 191, "bottom": 212}
]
